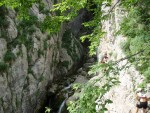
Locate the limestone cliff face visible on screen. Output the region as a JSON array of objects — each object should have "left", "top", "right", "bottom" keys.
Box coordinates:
[
  {"left": 0, "top": 0, "right": 83, "bottom": 113},
  {"left": 97, "top": 1, "right": 150, "bottom": 113}
]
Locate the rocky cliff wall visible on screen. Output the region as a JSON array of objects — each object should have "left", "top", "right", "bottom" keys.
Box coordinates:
[
  {"left": 0, "top": 1, "right": 83, "bottom": 113},
  {"left": 97, "top": 1, "right": 150, "bottom": 113}
]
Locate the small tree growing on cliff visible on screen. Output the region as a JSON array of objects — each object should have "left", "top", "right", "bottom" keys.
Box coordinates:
[{"left": 45, "top": 107, "right": 51, "bottom": 113}]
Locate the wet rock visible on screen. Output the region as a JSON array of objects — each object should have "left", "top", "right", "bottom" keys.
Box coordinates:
[
  {"left": 66, "top": 92, "right": 80, "bottom": 105},
  {"left": 86, "top": 58, "right": 95, "bottom": 63},
  {"left": 80, "top": 71, "right": 87, "bottom": 76},
  {"left": 68, "top": 78, "right": 74, "bottom": 83},
  {"left": 77, "top": 67, "right": 83, "bottom": 73},
  {"left": 83, "top": 63, "right": 93, "bottom": 71}
]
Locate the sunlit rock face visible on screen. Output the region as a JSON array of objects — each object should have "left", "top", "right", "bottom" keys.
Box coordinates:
[
  {"left": 0, "top": 0, "right": 83, "bottom": 113},
  {"left": 97, "top": 1, "right": 150, "bottom": 113}
]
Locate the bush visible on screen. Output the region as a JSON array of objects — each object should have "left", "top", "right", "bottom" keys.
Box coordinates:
[
  {"left": 0, "top": 17, "right": 9, "bottom": 28},
  {"left": 4, "top": 51, "right": 16, "bottom": 62},
  {"left": 43, "top": 40, "right": 48, "bottom": 50},
  {"left": 0, "top": 6, "right": 9, "bottom": 28},
  {"left": 0, "top": 62, "right": 8, "bottom": 73},
  {"left": 28, "top": 26, "right": 36, "bottom": 35},
  {"left": 38, "top": 49, "right": 44, "bottom": 57},
  {"left": 19, "top": 15, "right": 38, "bottom": 27},
  {"left": 60, "top": 61, "right": 69, "bottom": 68},
  {"left": 28, "top": 68, "right": 34, "bottom": 74},
  {"left": 0, "top": 29, "right": 8, "bottom": 39}
]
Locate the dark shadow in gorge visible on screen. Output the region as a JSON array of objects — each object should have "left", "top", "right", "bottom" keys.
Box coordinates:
[{"left": 38, "top": 5, "right": 97, "bottom": 113}]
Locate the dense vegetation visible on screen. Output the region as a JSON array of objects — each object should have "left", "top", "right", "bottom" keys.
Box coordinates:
[
  {"left": 119, "top": 0, "right": 150, "bottom": 87},
  {"left": 0, "top": 0, "right": 149, "bottom": 113}
]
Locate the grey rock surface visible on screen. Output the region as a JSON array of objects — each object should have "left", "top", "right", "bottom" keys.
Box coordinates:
[{"left": 0, "top": 0, "right": 83, "bottom": 112}]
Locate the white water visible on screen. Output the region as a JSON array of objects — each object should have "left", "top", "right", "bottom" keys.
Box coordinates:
[
  {"left": 58, "top": 86, "right": 70, "bottom": 113},
  {"left": 61, "top": 84, "right": 72, "bottom": 92},
  {"left": 57, "top": 98, "right": 67, "bottom": 113}
]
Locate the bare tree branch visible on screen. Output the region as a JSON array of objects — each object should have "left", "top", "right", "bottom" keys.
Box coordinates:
[
  {"left": 108, "top": 0, "right": 121, "bottom": 13},
  {"left": 114, "top": 50, "right": 144, "bottom": 64}
]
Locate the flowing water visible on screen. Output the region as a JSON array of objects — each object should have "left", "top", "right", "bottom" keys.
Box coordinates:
[
  {"left": 57, "top": 87, "right": 69, "bottom": 113},
  {"left": 41, "top": 56, "right": 96, "bottom": 113},
  {"left": 57, "top": 98, "right": 67, "bottom": 113}
]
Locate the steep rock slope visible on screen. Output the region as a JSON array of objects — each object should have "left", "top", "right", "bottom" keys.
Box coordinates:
[
  {"left": 0, "top": 0, "right": 83, "bottom": 113},
  {"left": 97, "top": 1, "right": 150, "bottom": 113}
]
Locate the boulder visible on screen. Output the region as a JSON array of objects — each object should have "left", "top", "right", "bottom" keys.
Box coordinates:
[{"left": 73, "top": 75, "right": 88, "bottom": 84}]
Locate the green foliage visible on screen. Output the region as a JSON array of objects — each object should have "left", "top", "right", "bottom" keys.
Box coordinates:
[
  {"left": 51, "top": 0, "right": 120, "bottom": 112},
  {"left": 0, "top": 16, "right": 9, "bottom": 28},
  {"left": 60, "top": 61, "right": 70, "bottom": 68},
  {"left": 27, "top": 56, "right": 32, "bottom": 64},
  {"left": 17, "top": 35, "right": 34, "bottom": 50},
  {"left": 45, "top": 107, "right": 51, "bottom": 113},
  {"left": 0, "top": 62, "right": 8, "bottom": 73},
  {"left": 38, "top": 75, "right": 45, "bottom": 82},
  {"left": 1, "top": 0, "right": 149, "bottom": 112},
  {"left": 0, "top": 0, "right": 37, "bottom": 19},
  {"left": 120, "top": 0, "right": 139, "bottom": 8},
  {"left": 40, "top": 16, "right": 61, "bottom": 34},
  {"left": 4, "top": 51, "right": 16, "bottom": 62},
  {"left": 0, "top": 6, "right": 9, "bottom": 40},
  {"left": 25, "top": 38, "right": 34, "bottom": 51},
  {"left": 119, "top": 1, "right": 150, "bottom": 85},
  {"left": 38, "top": 2, "right": 49, "bottom": 14},
  {"left": 43, "top": 40, "right": 48, "bottom": 50},
  {"left": 80, "top": 30, "right": 105, "bottom": 56},
  {"left": 0, "top": 29, "right": 8, "bottom": 39},
  {"left": 38, "top": 2, "right": 45, "bottom": 13},
  {"left": 28, "top": 68, "right": 34, "bottom": 74},
  {"left": 38, "top": 49, "right": 44, "bottom": 57},
  {"left": 68, "top": 82, "right": 101, "bottom": 113},
  {"left": 51, "top": 0, "right": 112, "bottom": 56},
  {"left": 72, "top": 83, "right": 82, "bottom": 91},
  {"left": 15, "top": 17, "right": 35, "bottom": 50},
  {"left": 62, "top": 29, "right": 80, "bottom": 61},
  {"left": 19, "top": 15, "right": 38, "bottom": 28},
  {"left": 68, "top": 77, "right": 119, "bottom": 113},
  {"left": 28, "top": 26, "right": 36, "bottom": 35},
  {"left": 52, "top": 0, "right": 87, "bottom": 20},
  {"left": 15, "top": 34, "right": 27, "bottom": 45},
  {"left": 0, "top": 6, "right": 9, "bottom": 28},
  {"left": 62, "top": 29, "right": 72, "bottom": 48},
  {"left": 68, "top": 61, "right": 120, "bottom": 113}
]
